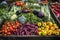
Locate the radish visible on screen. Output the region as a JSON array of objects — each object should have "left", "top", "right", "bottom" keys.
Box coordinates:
[
  {"left": 54, "top": 8, "right": 60, "bottom": 13},
  {"left": 53, "top": 10, "right": 60, "bottom": 17},
  {"left": 57, "top": 6, "right": 60, "bottom": 9}
]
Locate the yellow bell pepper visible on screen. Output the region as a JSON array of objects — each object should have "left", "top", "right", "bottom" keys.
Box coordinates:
[
  {"left": 55, "top": 32, "right": 59, "bottom": 35},
  {"left": 46, "top": 22, "right": 52, "bottom": 26},
  {"left": 42, "top": 22, "right": 46, "bottom": 26},
  {"left": 37, "top": 22, "right": 41, "bottom": 26}
]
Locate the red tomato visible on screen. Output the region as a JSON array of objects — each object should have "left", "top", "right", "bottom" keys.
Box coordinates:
[
  {"left": 6, "top": 27, "right": 9, "bottom": 30},
  {"left": 4, "top": 30, "right": 8, "bottom": 33},
  {"left": 2, "top": 30, "right": 5, "bottom": 32},
  {"left": 11, "top": 23, "right": 14, "bottom": 26},
  {"left": 7, "top": 32, "right": 11, "bottom": 35},
  {"left": 15, "top": 1, "right": 20, "bottom": 6},
  {"left": 13, "top": 29, "right": 16, "bottom": 32},
  {"left": 7, "top": 24, "right": 11, "bottom": 27},
  {"left": 10, "top": 27, "right": 14, "bottom": 31},
  {"left": 7, "top": 29, "right": 10, "bottom": 32},
  {"left": 20, "top": 2, "right": 24, "bottom": 7},
  {"left": 7, "top": 22, "right": 10, "bottom": 25},
  {"left": 2, "top": 25, "right": 5, "bottom": 29},
  {"left": 12, "top": 25, "right": 17, "bottom": 29}
]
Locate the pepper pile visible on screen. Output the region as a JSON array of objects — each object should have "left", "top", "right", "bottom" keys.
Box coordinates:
[{"left": 37, "top": 22, "right": 60, "bottom": 36}]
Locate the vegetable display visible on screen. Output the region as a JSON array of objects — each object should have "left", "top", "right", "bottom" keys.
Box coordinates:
[
  {"left": 51, "top": 3, "right": 60, "bottom": 21},
  {"left": 0, "top": 1, "right": 60, "bottom": 36}
]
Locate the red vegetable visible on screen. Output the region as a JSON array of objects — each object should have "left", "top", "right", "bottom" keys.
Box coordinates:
[
  {"left": 7, "top": 32, "right": 11, "bottom": 35},
  {"left": 54, "top": 10, "right": 59, "bottom": 13},
  {"left": 57, "top": 6, "right": 60, "bottom": 9},
  {"left": 15, "top": 1, "right": 20, "bottom": 6},
  {"left": 20, "top": 2, "right": 24, "bottom": 7},
  {"left": 15, "top": 1, "right": 24, "bottom": 6}
]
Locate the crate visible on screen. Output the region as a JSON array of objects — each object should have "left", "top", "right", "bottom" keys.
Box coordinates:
[{"left": 49, "top": 3, "right": 60, "bottom": 27}]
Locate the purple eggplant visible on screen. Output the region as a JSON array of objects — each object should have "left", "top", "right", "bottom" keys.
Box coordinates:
[
  {"left": 37, "top": 12, "right": 44, "bottom": 18},
  {"left": 33, "top": 10, "right": 39, "bottom": 15},
  {"left": 16, "top": 10, "right": 21, "bottom": 15},
  {"left": 22, "top": 9, "right": 29, "bottom": 13}
]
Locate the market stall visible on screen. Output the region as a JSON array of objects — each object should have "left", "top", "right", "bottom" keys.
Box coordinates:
[{"left": 0, "top": 0, "right": 60, "bottom": 40}]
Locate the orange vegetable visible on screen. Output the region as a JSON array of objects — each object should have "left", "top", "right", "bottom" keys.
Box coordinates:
[
  {"left": 20, "top": 1, "right": 24, "bottom": 7},
  {"left": 2, "top": 30, "right": 5, "bottom": 32},
  {"left": 7, "top": 32, "right": 11, "bottom": 35},
  {"left": 4, "top": 30, "right": 8, "bottom": 33},
  {"left": 10, "top": 27, "right": 14, "bottom": 31}
]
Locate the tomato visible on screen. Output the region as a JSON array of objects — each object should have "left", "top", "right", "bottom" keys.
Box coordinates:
[
  {"left": 7, "top": 29, "right": 10, "bottom": 32},
  {"left": 10, "top": 27, "right": 14, "bottom": 31},
  {"left": 7, "top": 24, "right": 11, "bottom": 27},
  {"left": 15, "top": 1, "right": 20, "bottom": 6},
  {"left": 13, "top": 29, "right": 16, "bottom": 32},
  {"left": 2, "top": 25, "right": 7, "bottom": 30},
  {"left": 15, "top": 1, "right": 24, "bottom": 6},
  {"left": 7, "top": 22, "right": 10, "bottom": 25},
  {"left": 2, "top": 25, "right": 5, "bottom": 29},
  {"left": 12, "top": 25, "right": 17, "bottom": 29},
  {"left": 20, "top": 1, "right": 24, "bottom": 7},
  {"left": 6, "top": 27, "right": 9, "bottom": 29},
  {"left": 7, "top": 32, "right": 11, "bottom": 35},
  {"left": 42, "top": 0, "right": 48, "bottom": 4},
  {"left": 4, "top": 30, "right": 8, "bottom": 33},
  {"left": 2, "top": 30, "right": 5, "bottom": 32}
]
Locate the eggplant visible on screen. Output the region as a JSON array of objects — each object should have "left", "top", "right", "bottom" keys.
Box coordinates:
[
  {"left": 33, "top": 10, "right": 39, "bottom": 15},
  {"left": 16, "top": 10, "right": 21, "bottom": 15},
  {"left": 22, "top": 9, "right": 29, "bottom": 13},
  {"left": 37, "top": 12, "right": 44, "bottom": 18}
]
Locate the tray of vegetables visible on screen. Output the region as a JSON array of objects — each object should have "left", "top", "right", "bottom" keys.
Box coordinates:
[
  {"left": 0, "top": 1, "right": 60, "bottom": 37},
  {"left": 50, "top": 3, "right": 60, "bottom": 24}
]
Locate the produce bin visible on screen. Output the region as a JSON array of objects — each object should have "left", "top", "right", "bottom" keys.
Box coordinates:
[
  {"left": 50, "top": 3, "right": 60, "bottom": 26},
  {"left": 0, "top": 0, "right": 60, "bottom": 40}
]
